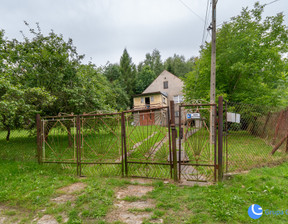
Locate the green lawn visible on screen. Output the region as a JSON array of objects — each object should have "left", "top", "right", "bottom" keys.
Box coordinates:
[{"left": 0, "top": 160, "right": 288, "bottom": 223}]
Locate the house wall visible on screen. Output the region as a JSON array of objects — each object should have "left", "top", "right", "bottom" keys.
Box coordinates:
[
  {"left": 133, "top": 94, "right": 167, "bottom": 109},
  {"left": 142, "top": 70, "right": 184, "bottom": 103}
]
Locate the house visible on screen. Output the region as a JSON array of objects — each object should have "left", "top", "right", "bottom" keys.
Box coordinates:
[{"left": 133, "top": 70, "right": 184, "bottom": 125}]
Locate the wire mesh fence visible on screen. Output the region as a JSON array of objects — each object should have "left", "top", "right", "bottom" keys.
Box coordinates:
[
  {"left": 224, "top": 102, "right": 288, "bottom": 173},
  {"left": 0, "top": 128, "right": 37, "bottom": 161}
]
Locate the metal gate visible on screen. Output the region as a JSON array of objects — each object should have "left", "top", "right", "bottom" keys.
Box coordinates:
[
  {"left": 178, "top": 103, "right": 217, "bottom": 182},
  {"left": 123, "top": 106, "right": 173, "bottom": 179},
  {"left": 36, "top": 98, "right": 224, "bottom": 182}
]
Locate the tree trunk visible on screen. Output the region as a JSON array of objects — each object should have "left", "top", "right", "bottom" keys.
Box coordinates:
[{"left": 6, "top": 126, "right": 10, "bottom": 141}]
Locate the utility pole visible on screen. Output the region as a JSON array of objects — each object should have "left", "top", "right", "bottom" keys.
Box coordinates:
[{"left": 210, "top": 0, "right": 217, "bottom": 157}]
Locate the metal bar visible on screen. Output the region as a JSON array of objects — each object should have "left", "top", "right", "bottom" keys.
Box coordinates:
[
  {"left": 170, "top": 101, "right": 178, "bottom": 182},
  {"left": 167, "top": 107, "right": 173, "bottom": 179},
  {"left": 80, "top": 162, "right": 122, "bottom": 165},
  {"left": 225, "top": 101, "right": 228, "bottom": 173},
  {"left": 214, "top": 105, "right": 217, "bottom": 182},
  {"left": 121, "top": 112, "right": 125, "bottom": 177},
  {"left": 178, "top": 105, "right": 182, "bottom": 181},
  {"left": 43, "top": 161, "right": 77, "bottom": 164},
  {"left": 218, "top": 96, "right": 224, "bottom": 182},
  {"left": 122, "top": 113, "right": 128, "bottom": 177},
  {"left": 76, "top": 116, "right": 81, "bottom": 176},
  {"left": 127, "top": 161, "right": 172, "bottom": 165},
  {"left": 42, "top": 120, "right": 46, "bottom": 161},
  {"left": 180, "top": 103, "right": 217, "bottom": 107},
  {"left": 36, "top": 114, "right": 42, "bottom": 164},
  {"left": 179, "top": 163, "right": 216, "bottom": 167}
]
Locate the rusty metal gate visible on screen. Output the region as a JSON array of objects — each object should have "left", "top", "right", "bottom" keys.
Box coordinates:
[
  {"left": 36, "top": 98, "right": 224, "bottom": 182},
  {"left": 123, "top": 106, "right": 173, "bottom": 179},
  {"left": 178, "top": 103, "right": 218, "bottom": 182}
]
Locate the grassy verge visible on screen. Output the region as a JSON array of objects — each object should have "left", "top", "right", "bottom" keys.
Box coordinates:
[
  {"left": 148, "top": 162, "right": 288, "bottom": 223},
  {"left": 1, "top": 160, "right": 288, "bottom": 223}
]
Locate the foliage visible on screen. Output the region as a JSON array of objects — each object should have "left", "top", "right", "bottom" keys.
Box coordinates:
[
  {"left": 138, "top": 49, "right": 164, "bottom": 77},
  {"left": 164, "top": 54, "right": 196, "bottom": 78},
  {"left": 184, "top": 3, "right": 288, "bottom": 106},
  {"left": 119, "top": 48, "right": 137, "bottom": 106},
  {"left": 135, "top": 65, "right": 156, "bottom": 94},
  {"left": 0, "top": 23, "right": 121, "bottom": 137}
]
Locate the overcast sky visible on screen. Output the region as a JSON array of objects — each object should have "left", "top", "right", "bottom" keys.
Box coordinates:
[{"left": 0, "top": 0, "right": 287, "bottom": 67}]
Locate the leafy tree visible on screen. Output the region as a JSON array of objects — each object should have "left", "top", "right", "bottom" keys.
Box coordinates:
[
  {"left": 103, "top": 63, "right": 121, "bottom": 83},
  {"left": 138, "top": 49, "right": 164, "bottom": 76},
  {"left": 119, "top": 48, "right": 136, "bottom": 106},
  {"left": 135, "top": 65, "right": 156, "bottom": 94},
  {"left": 164, "top": 54, "right": 195, "bottom": 77},
  {"left": 184, "top": 3, "right": 288, "bottom": 106}
]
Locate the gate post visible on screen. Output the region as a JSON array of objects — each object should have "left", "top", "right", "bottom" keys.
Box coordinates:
[
  {"left": 121, "top": 112, "right": 128, "bottom": 177},
  {"left": 76, "top": 116, "right": 81, "bottom": 176},
  {"left": 218, "top": 96, "right": 224, "bottom": 181},
  {"left": 170, "top": 101, "right": 178, "bottom": 182},
  {"left": 36, "top": 114, "right": 42, "bottom": 164}
]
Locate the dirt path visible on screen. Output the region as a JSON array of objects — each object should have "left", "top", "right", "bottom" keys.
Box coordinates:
[{"left": 106, "top": 179, "right": 163, "bottom": 224}]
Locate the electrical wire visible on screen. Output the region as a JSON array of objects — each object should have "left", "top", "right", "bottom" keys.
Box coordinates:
[{"left": 177, "top": 0, "right": 205, "bottom": 22}]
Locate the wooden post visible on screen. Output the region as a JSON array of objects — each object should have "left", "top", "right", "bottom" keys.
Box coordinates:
[{"left": 210, "top": 0, "right": 217, "bottom": 158}]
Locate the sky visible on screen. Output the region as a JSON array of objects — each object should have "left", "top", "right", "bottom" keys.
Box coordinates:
[{"left": 0, "top": 0, "right": 287, "bottom": 67}]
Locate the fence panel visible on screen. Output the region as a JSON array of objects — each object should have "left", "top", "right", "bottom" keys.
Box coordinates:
[{"left": 224, "top": 102, "right": 288, "bottom": 173}]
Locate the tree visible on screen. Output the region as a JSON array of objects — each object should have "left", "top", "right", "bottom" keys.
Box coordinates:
[
  {"left": 119, "top": 48, "right": 136, "bottom": 106},
  {"left": 135, "top": 65, "right": 156, "bottom": 94},
  {"left": 184, "top": 3, "right": 288, "bottom": 106},
  {"left": 164, "top": 54, "right": 195, "bottom": 77},
  {"left": 138, "top": 49, "right": 164, "bottom": 76}
]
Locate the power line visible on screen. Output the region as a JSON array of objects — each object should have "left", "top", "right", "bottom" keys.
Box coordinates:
[
  {"left": 264, "top": 0, "right": 280, "bottom": 6},
  {"left": 177, "top": 0, "right": 205, "bottom": 22},
  {"left": 201, "top": 0, "right": 211, "bottom": 46}
]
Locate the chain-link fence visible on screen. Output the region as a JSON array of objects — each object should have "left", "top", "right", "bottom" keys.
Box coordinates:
[
  {"left": 0, "top": 128, "right": 37, "bottom": 161},
  {"left": 224, "top": 102, "right": 288, "bottom": 173}
]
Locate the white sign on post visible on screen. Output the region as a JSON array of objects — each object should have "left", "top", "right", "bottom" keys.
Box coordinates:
[
  {"left": 187, "top": 113, "right": 201, "bottom": 120},
  {"left": 227, "top": 112, "right": 240, "bottom": 123}
]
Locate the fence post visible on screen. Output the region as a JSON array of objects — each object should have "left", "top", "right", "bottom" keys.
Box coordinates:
[
  {"left": 121, "top": 112, "right": 128, "bottom": 177},
  {"left": 170, "top": 101, "right": 178, "bottom": 182},
  {"left": 36, "top": 114, "right": 42, "bottom": 164},
  {"left": 76, "top": 116, "right": 81, "bottom": 176},
  {"left": 218, "top": 96, "right": 224, "bottom": 181}
]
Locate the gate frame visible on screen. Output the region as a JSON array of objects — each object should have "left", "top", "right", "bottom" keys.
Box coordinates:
[
  {"left": 122, "top": 105, "right": 176, "bottom": 180},
  {"left": 177, "top": 97, "right": 223, "bottom": 182},
  {"left": 36, "top": 97, "right": 224, "bottom": 182}
]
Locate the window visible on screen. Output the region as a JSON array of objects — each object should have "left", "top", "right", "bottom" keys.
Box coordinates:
[
  {"left": 163, "top": 81, "right": 168, "bottom": 89},
  {"left": 141, "top": 97, "right": 144, "bottom": 103},
  {"left": 163, "top": 97, "right": 166, "bottom": 104},
  {"left": 173, "top": 95, "right": 183, "bottom": 103},
  {"left": 150, "top": 96, "right": 154, "bottom": 102},
  {"left": 175, "top": 111, "right": 179, "bottom": 117}
]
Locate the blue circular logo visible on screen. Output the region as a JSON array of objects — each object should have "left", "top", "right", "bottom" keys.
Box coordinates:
[{"left": 248, "top": 204, "right": 263, "bottom": 219}]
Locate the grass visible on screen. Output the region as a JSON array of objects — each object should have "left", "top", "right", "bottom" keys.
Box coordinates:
[
  {"left": 1, "top": 160, "right": 288, "bottom": 223},
  {"left": 147, "top": 162, "right": 288, "bottom": 223}
]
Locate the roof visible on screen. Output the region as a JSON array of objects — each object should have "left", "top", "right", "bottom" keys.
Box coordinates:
[{"left": 133, "top": 91, "right": 168, "bottom": 97}]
